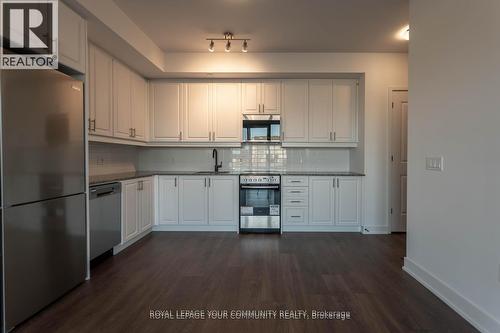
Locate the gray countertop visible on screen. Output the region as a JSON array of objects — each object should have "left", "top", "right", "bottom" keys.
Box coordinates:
[{"left": 89, "top": 170, "right": 365, "bottom": 186}]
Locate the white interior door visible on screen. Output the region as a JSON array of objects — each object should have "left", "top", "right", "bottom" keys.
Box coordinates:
[
  {"left": 308, "top": 79, "right": 333, "bottom": 142},
  {"left": 212, "top": 82, "right": 242, "bottom": 142},
  {"left": 390, "top": 90, "right": 408, "bottom": 232}
]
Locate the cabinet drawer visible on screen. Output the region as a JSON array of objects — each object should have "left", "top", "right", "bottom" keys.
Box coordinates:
[
  {"left": 283, "top": 176, "right": 308, "bottom": 187},
  {"left": 283, "top": 197, "right": 308, "bottom": 207},
  {"left": 283, "top": 207, "right": 308, "bottom": 225},
  {"left": 283, "top": 187, "right": 308, "bottom": 198}
]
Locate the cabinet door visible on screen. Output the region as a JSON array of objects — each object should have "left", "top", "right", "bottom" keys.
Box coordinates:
[
  {"left": 89, "top": 44, "right": 113, "bottom": 136},
  {"left": 333, "top": 79, "right": 358, "bottom": 142},
  {"left": 150, "top": 82, "right": 183, "bottom": 141},
  {"left": 179, "top": 176, "right": 208, "bottom": 225},
  {"left": 242, "top": 81, "right": 261, "bottom": 114},
  {"left": 158, "top": 176, "right": 179, "bottom": 225},
  {"left": 113, "top": 61, "right": 132, "bottom": 139},
  {"left": 212, "top": 82, "right": 242, "bottom": 142},
  {"left": 122, "top": 181, "right": 138, "bottom": 242},
  {"left": 184, "top": 83, "right": 211, "bottom": 141},
  {"left": 309, "top": 80, "right": 333, "bottom": 142},
  {"left": 138, "top": 179, "right": 153, "bottom": 231},
  {"left": 282, "top": 80, "right": 309, "bottom": 142},
  {"left": 131, "top": 72, "right": 148, "bottom": 141},
  {"left": 261, "top": 81, "right": 281, "bottom": 114},
  {"left": 208, "top": 176, "right": 238, "bottom": 225},
  {"left": 58, "top": 2, "right": 86, "bottom": 73},
  {"left": 309, "top": 177, "right": 334, "bottom": 225},
  {"left": 336, "top": 177, "right": 361, "bottom": 226}
]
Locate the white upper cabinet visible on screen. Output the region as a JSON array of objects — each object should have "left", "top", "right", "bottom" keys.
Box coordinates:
[
  {"left": 112, "top": 60, "right": 148, "bottom": 141},
  {"left": 58, "top": 2, "right": 86, "bottom": 73},
  {"left": 208, "top": 176, "right": 238, "bottom": 225},
  {"left": 282, "top": 80, "right": 309, "bottom": 142},
  {"left": 308, "top": 80, "right": 333, "bottom": 142},
  {"left": 150, "top": 82, "right": 183, "bottom": 142},
  {"left": 113, "top": 60, "right": 132, "bottom": 139},
  {"left": 179, "top": 176, "right": 208, "bottom": 225},
  {"left": 242, "top": 81, "right": 280, "bottom": 114},
  {"left": 212, "top": 82, "right": 242, "bottom": 142},
  {"left": 261, "top": 81, "right": 281, "bottom": 114},
  {"left": 335, "top": 177, "right": 362, "bottom": 226},
  {"left": 332, "top": 79, "right": 358, "bottom": 143},
  {"left": 88, "top": 44, "right": 113, "bottom": 137},
  {"left": 131, "top": 72, "right": 148, "bottom": 141},
  {"left": 158, "top": 176, "right": 179, "bottom": 225},
  {"left": 184, "top": 82, "right": 211, "bottom": 142}
]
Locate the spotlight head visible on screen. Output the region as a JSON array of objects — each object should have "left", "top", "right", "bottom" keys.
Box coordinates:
[
  {"left": 225, "top": 40, "right": 231, "bottom": 52},
  {"left": 242, "top": 40, "right": 248, "bottom": 52},
  {"left": 208, "top": 40, "right": 215, "bottom": 52}
]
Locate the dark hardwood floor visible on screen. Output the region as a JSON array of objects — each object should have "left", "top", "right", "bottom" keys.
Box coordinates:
[{"left": 15, "top": 233, "right": 477, "bottom": 333}]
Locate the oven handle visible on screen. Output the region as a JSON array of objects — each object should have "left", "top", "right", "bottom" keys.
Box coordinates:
[{"left": 240, "top": 185, "right": 280, "bottom": 190}]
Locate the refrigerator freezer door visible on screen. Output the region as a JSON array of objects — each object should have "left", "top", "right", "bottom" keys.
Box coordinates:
[
  {"left": 4, "top": 194, "right": 86, "bottom": 330},
  {"left": 2, "top": 70, "right": 85, "bottom": 207}
]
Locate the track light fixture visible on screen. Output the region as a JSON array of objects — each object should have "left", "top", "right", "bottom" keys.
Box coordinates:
[{"left": 206, "top": 32, "right": 250, "bottom": 53}]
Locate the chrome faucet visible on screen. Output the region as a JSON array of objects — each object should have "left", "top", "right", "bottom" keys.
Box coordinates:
[{"left": 212, "top": 149, "right": 222, "bottom": 173}]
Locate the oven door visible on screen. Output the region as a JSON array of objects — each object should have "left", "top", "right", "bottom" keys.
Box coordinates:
[{"left": 239, "top": 185, "right": 281, "bottom": 232}]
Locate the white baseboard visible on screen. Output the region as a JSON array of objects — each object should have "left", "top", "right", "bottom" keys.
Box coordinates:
[
  {"left": 153, "top": 225, "right": 238, "bottom": 232},
  {"left": 361, "top": 225, "right": 389, "bottom": 234},
  {"left": 113, "top": 228, "right": 152, "bottom": 254},
  {"left": 282, "top": 225, "right": 361, "bottom": 232},
  {"left": 403, "top": 257, "right": 500, "bottom": 333}
]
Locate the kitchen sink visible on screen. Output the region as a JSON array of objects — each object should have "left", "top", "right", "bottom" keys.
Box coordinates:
[{"left": 195, "top": 171, "right": 231, "bottom": 175}]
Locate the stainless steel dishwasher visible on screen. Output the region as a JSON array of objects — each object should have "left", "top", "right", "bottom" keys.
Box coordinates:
[{"left": 89, "top": 183, "right": 121, "bottom": 260}]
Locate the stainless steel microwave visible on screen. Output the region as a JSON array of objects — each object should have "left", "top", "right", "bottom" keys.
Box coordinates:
[{"left": 242, "top": 114, "right": 281, "bottom": 143}]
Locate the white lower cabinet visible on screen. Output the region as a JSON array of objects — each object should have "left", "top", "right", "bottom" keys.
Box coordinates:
[
  {"left": 283, "top": 176, "right": 362, "bottom": 229},
  {"left": 158, "top": 175, "right": 238, "bottom": 228},
  {"left": 179, "top": 176, "right": 208, "bottom": 225},
  {"left": 121, "top": 177, "right": 154, "bottom": 244}
]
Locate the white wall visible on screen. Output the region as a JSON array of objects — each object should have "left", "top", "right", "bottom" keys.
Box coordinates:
[{"left": 406, "top": 1, "right": 500, "bottom": 332}]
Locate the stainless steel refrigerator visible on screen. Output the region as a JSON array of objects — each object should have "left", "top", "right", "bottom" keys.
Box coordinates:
[{"left": 1, "top": 70, "right": 86, "bottom": 331}]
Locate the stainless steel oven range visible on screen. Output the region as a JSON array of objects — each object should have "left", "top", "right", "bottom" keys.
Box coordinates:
[{"left": 239, "top": 174, "right": 281, "bottom": 233}]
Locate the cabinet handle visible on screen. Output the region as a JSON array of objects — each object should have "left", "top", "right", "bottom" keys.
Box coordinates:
[
  {"left": 330, "top": 132, "right": 333, "bottom": 141},
  {"left": 291, "top": 216, "right": 301, "bottom": 218},
  {"left": 337, "top": 178, "right": 340, "bottom": 188},
  {"left": 208, "top": 178, "right": 211, "bottom": 187},
  {"left": 129, "top": 128, "right": 133, "bottom": 137},
  {"left": 133, "top": 128, "right": 136, "bottom": 137},
  {"left": 290, "top": 200, "right": 302, "bottom": 203},
  {"left": 92, "top": 120, "right": 96, "bottom": 131},
  {"left": 258, "top": 104, "right": 261, "bottom": 113},
  {"left": 281, "top": 131, "right": 284, "bottom": 141},
  {"left": 290, "top": 190, "right": 301, "bottom": 193},
  {"left": 174, "top": 178, "right": 177, "bottom": 187},
  {"left": 212, "top": 131, "right": 215, "bottom": 141},
  {"left": 290, "top": 180, "right": 301, "bottom": 183},
  {"left": 333, "top": 178, "right": 336, "bottom": 188},
  {"left": 334, "top": 132, "right": 336, "bottom": 141},
  {"left": 204, "top": 178, "right": 207, "bottom": 187}
]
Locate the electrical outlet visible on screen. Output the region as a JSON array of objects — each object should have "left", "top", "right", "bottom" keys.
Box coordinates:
[{"left": 425, "top": 157, "right": 444, "bottom": 171}]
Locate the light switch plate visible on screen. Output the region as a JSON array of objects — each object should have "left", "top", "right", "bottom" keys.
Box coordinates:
[{"left": 426, "top": 157, "right": 444, "bottom": 171}]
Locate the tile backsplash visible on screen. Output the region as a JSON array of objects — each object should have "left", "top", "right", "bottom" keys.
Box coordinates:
[
  {"left": 138, "top": 144, "right": 350, "bottom": 172},
  {"left": 89, "top": 142, "right": 139, "bottom": 176}
]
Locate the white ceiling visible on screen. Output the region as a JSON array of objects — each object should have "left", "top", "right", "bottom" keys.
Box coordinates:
[{"left": 114, "top": 0, "right": 409, "bottom": 53}]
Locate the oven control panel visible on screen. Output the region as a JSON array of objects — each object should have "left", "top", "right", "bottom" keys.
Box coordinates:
[{"left": 240, "top": 175, "right": 280, "bottom": 185}]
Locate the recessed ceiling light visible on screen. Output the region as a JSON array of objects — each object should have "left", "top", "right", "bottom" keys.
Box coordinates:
[{"left": 398, "top": 25, "right": 410, "bottom": 40}]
